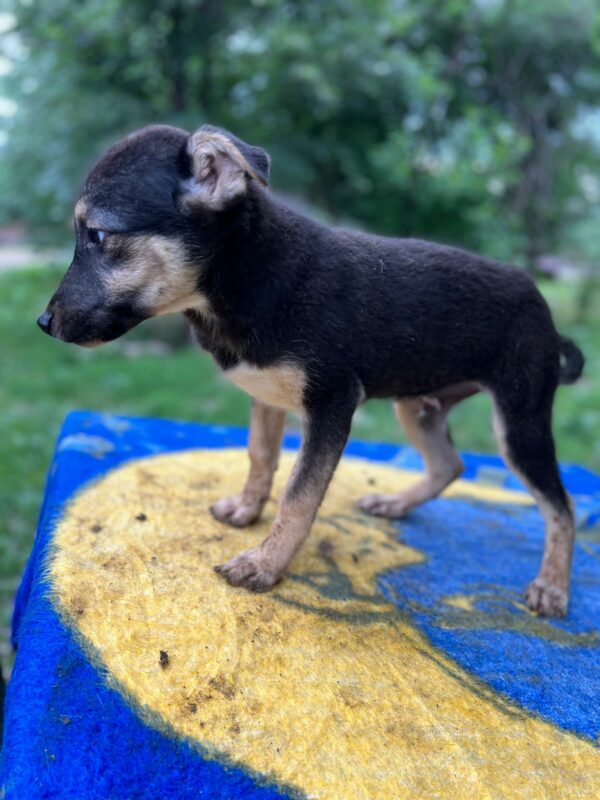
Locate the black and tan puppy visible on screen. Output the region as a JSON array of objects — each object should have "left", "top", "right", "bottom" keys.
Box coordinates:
[{"left": 38, "top": 124, "right": 585, "bottom": 617}]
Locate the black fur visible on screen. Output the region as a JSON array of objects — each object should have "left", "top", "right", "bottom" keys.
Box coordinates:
[
  {"left": 183, "top": 181, "right": 584, "bottom": 511},
  {"left": 186, "top": 189, "right": 568, "bottom": 396},
  {"left": 53, "top": 126, "right": 585, "bottom": 488},
  {"left": 83, "top": 125, "right": 191, "bottom": 236},
  {"left": 48, "top": 127, "right": 585, "bottom": 445},
  {"left": 39, "top": 124, "right": 585, "bottom": 611}
]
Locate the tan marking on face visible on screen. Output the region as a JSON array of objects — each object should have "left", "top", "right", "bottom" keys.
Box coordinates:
[
  {"left": 74, "top": 198, "right": 89, "bottom": 224},
  {"left": 224, "top": 363, "right": 306, "bottom": 410},
  {"left": 102, "top": 233, "right": 213, "bottom": 318}
]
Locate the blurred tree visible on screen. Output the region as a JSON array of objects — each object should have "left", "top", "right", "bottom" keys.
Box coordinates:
[
  {"left": 0, "top": 0, "right": 253, "bottom": 231},
  {"left": 0, "top": 0, "right": 599, "bottom": 271},
  {"left": 419, "top": 0, "right": 600, "bottom": 270}
]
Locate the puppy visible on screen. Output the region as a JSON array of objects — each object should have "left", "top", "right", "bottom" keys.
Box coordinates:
[{"left": 38, "top": 124, "right": 584, "bottom": 617}]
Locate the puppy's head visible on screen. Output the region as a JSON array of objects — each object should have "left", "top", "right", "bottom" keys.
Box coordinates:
[{"left": 38, "top": 124, "right": 270, "bottom": 346}]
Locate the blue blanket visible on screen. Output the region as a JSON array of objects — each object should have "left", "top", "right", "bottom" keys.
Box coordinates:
[{"left": 2, "top": 411, "right": 599, "bottom": 799}]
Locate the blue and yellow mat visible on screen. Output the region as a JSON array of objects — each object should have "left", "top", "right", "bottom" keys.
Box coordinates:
[{"left": 2, "top": 411, "right": 600, "bottom": 799}]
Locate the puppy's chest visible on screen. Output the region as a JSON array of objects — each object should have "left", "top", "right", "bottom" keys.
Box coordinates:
[{"left": 223, "top": 362, "right": 306, "bottom": 410}]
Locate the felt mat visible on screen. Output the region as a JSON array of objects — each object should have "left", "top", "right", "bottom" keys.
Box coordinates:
[{"left": 1, "top": 411, "right": 600, "bottom": 799}]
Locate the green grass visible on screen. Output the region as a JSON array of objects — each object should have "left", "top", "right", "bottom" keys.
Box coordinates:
[{"left": 0, "top": 263, "right": 599, "bottom": 661}]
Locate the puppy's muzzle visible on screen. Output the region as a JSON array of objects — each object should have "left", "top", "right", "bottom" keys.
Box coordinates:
[{"left": 37, "top": 310, "right": 54, "bottom": 336}]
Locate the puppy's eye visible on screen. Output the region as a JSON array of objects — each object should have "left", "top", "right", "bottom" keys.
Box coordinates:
[{"left": 88, "top": 228, "right": 107, "bottom": 245}]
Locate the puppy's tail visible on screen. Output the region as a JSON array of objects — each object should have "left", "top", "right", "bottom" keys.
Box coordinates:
[{"left": 559, "top": 336, "right": 585, "bottom": 384}]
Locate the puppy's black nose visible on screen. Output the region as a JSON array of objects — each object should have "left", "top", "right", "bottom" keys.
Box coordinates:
[{"left": 37, "top": 310, "right": 53, "bottom": 335}]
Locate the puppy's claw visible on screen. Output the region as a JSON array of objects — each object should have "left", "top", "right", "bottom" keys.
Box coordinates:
[
  {"left": 210, "top": 494, "right": 262, "bottom": 528},
  {"left": 215, "top": 549, "right": 280, "bottom": 592},
  {"left": 524, "top": 578, "right": 568, "bottom": 618},
  {"left": 356, "top": 493, "right": 411, "bottom": 519}
]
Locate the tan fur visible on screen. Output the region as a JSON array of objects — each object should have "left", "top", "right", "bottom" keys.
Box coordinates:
[
  {"left": 215, "top": 452, "right": 329, "bottom": 589},
  {"left": 102, "top": 233, "right": 213, "bottom": 318},
  {"left": 74, "top": 198, "right": 89, "bottom": 222},
  {"left": 357, "top": 384, "right": 480, "bottom": 518},
  {"left": 210, "top": 401, "right": 286, "bottom": 527},
  {"left": 224, "top": 362, "right": 306, "bottom": 410},
  {"left": 214, "top": 388, "right": 345, "bottom": 590},
  {"left": 189, "top": 130, "right": 267, "bottom": 185},
  {"left": 491, "top": 398, "right": 574, "bottom": 615},
  {"left": 185, "top": 130, "right": 266, "bottom": 211},
  {"left": 254, "top": 491, "right": 320, "bottom": 574}
]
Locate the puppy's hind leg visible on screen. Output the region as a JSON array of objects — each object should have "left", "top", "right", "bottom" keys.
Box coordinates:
[
  {"left": 211, "top": 400, "right": 286, "bottom": 527},
  {"left": 491, "top": 393, "right": 574, "bottom": 618},
  {"left": 357, "top": 389, "right": 472, "bottom": 518}
]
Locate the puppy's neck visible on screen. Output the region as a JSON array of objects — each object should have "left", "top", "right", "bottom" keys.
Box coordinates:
[
  {"left": 200, "top": 188, "right": 307, "bottom": 305},
  {"left": 185, "top": 185, "right": 321, "bottom": 366}
]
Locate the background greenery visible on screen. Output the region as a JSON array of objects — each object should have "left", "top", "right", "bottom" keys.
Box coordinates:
[
  {"left": 0, "top": 0, "right": 599, "bottom": 658},
  {"left": 2, "top": 0, "right": 600, "bottom": 268}
]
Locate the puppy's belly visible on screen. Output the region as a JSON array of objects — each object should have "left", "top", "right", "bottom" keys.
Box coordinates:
[{"left": 223, "top": 362, "right": 305, "bottom": 410}]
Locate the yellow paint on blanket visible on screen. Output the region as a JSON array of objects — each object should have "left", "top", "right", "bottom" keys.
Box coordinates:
[{"left": 49, "top": 450, "right": 600, "bottom": 799}]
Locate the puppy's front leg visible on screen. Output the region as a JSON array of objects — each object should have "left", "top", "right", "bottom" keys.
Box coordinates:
[
  {"left": 215, "top": 393, "right": 356, "bottom": 591},
  {"left": 211, "top": 400, "right": 286, "bottom": 527}
]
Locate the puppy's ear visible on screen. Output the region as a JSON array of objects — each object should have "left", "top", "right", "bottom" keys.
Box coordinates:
[{"left": 183, "top": 126, "right": 270, "bottom": 211}]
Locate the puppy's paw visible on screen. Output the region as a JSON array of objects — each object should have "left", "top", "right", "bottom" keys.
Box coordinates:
[
  {"left": 524, "top": 578, "right": 568, "bottom": 618},
  {"left": 210, "top": 494, "right": 263, "bottom": 528},
  {"left": 356, "top": 493, "right": 411, "bottom": 519},
  {"left": 214, "top": 548, "right": 280, "bottom": 592}
]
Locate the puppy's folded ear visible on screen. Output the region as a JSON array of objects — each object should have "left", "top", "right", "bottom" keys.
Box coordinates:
[{"left": 183, "top": 126, "right": 270, "bottom": 211}]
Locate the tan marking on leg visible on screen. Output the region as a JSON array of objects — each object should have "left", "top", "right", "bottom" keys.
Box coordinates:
[
  {"left": 357, "top": 394, "right": 464, "bottom": 518},
  {"left": 214, "top": 470, "right": 326, "bottom": 592},
  {"left": 211, "top": 402, "right": 286, "bottom": 528},
  {"left": 531, "top": 496, "right": 575, "bottom": 591},
  {"left": 216, "top": 400, "right": 355, "bottom": 591},
  {"left": 224, "top": 362, "right": 306, "bottom": 410},
  {"left": 491, "top": 400, "right": 574, "bottom": 617}
]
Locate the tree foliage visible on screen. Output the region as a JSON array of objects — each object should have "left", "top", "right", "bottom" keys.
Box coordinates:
[{"left": 1, "top": 0, "right": 599, "bottom": 267}]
